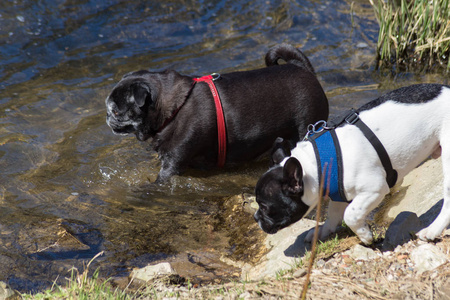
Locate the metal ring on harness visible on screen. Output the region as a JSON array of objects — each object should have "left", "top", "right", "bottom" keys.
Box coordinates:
[
  {"left": 211, "top": 73, "right": 221, "bottom": 81},
  {"left": 305, "top": 120, "right": 334, "bottom": 140}
]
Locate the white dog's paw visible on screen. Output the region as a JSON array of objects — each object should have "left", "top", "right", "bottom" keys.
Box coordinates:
[
  {"left": 304, "top": 225, "right": 335, "bottom": 243},
  {"left": 355, "top": 227, "right": 373, "bottom": 245},
  {"left": 358, "top": 234, "right": 373, "bottom": 245},
  {"left": 416, "top": 227, "right": 442, "bottom": 241}
]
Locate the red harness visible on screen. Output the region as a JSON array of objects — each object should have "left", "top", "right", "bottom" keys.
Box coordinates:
[
  {"left": 157, "top": 73, "right": 227, "bottom": 167},
  {"left": 194, "top": 74, "right": 227, "bottom": 167}
]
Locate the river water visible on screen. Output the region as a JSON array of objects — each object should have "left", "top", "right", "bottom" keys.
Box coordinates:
[{"left": 0, "top": 0, "right": 447, "bottom": 293}]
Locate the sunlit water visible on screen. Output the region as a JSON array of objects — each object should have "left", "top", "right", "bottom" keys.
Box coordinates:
[{"left": 0, "top": 0, "right": 447, "bottom": 293}]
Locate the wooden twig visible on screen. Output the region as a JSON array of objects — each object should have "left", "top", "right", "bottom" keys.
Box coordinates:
[{"left": 301, "top": 161, "right": 332, "bottom": 300}]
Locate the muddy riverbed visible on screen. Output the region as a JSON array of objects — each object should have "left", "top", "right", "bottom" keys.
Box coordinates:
[{"left": 0, "top": 0, "right": 448, "bottom": 293}]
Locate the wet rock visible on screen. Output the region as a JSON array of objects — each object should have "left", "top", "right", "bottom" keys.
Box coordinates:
[
  {"left": 221, "top": 194, "right": 266, "bottom": 265},
  {"left": 346, "top": 244, "right": 378, "bottom": 261},
  {"left": 241, "top": 219, "right": 317, "bottom": 280},
  {"left": 130, "top": 262, "right": 176, "bottom": 282},
  {"left": 382, "top": 211, "right": 423, "bottom": 251},
  {"left": 241, "top": 193, "right": 258, "bottom": 215},
  {"left": 110, "top": 276, "right": 130, "bottom": 290},
  {"left": 410, "top": 244, "right": 448, "bottom": 274},
  {"left": 0, "top": 281, "right": 20, "bottom": 300},
  {"left": 169, "top": 250, "right": 241, "bottom": 284}
]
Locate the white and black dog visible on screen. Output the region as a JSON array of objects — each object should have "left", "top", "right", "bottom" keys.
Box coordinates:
[
  {"left": 254, "top": 83, "right": 450, "bottom": 244},
  {"left": 106, "top": 44, "right": 328, "bottom": 183}
]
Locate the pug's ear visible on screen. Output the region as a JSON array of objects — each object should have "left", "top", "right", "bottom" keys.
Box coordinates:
[
  {"left": 271, "top": 137, "right": 292, "bottom": 166},
  {"left": 122, "top": 71, "right": 134, "bottom": 78},
  {"left": 282, "top": 157, "right": 303, "bottom": 195},
  {"left": 130, "top": 82, "right": 151, "bottom": 107}
]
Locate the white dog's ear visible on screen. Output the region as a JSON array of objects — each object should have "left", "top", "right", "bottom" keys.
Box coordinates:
[
  {"left": 130, "top": 82, "right": 151, "bottom": 107},
  {"left": 283, "top": 157, "right": 303, "bottom": 194},
  {"left": 271, "top": 137, "right": 292, "bottom": 166}
]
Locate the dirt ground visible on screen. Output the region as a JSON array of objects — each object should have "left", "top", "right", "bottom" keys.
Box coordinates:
[{"left": 141, "top": 234, "right": 450, "bottom": 300}]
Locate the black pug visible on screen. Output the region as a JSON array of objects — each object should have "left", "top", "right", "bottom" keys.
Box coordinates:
[{"left": 105, "top": 44, "right": 329, "bottom": 183}]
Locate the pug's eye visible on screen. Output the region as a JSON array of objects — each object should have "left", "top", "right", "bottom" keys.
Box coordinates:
[
  {"left": 112, "top": 109, "right": 119, "bottom": 116},
  {"left": 259, "top": 203, "right": 269, "bottom": 213}
]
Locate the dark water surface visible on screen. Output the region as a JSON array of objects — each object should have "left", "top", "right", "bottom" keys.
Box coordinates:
[{"left": 0, "top": 0, "right": 446, "bottom": 293}]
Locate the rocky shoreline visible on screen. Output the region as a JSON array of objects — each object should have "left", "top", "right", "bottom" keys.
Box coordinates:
[
  {"left": 126, "top": 233, "right": 450, "bottom": 299},
  {"left": 2, "top": 157, "right": 450, "bottom": 299},
  {"left": 120, "top": 157, "right": 450, "bottom": 299},
  {"left": 5, "top": 234, "right": 447, "bottom": 299}
]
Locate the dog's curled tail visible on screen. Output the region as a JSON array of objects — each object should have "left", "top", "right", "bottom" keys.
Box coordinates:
[{"left": 265, "top": 44, "right": 316, "bottom": 75}]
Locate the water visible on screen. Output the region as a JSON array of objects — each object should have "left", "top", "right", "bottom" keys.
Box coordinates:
[{"left": 0, "top": 0, "right": 447, "bottom": 293}]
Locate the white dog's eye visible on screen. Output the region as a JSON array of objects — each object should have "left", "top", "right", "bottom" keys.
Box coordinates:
[{"left": 112, "top": 109, "right": 119, "bottom": 116}]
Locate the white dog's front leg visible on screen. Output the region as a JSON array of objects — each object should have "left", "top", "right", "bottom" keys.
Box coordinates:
[
  {"left": 305, "top": 201, "right": 348, "bottom": 242},
  {"left": 344, "top": 192, "right": 386, "bottom": 245}
]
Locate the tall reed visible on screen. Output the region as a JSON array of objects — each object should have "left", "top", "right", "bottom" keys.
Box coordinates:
[{"left": 369, "top": 0, "right": 450, "bottom": 71}]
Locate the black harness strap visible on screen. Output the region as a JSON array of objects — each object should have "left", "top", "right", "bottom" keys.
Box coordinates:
[{"left": 331, "top": 110, "right": 398, "bottom": 188}]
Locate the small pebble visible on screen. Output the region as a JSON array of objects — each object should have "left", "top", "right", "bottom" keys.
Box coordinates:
[
  {"left": 316, "top": 259, "right": 325, "bottom": 268},
  {"left": 356, "top": 42, "right": 368, "bottom": 48},
  {"left": 293, "top": 268, "right": 307, "bottom": 278},
  {"left": 397, "top": 254, "right": 408, "bottom": 260}
]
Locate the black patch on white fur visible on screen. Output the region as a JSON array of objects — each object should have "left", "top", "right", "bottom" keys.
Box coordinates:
[{"left": 358, "top": 84, "right": 448, "bottom": 112}]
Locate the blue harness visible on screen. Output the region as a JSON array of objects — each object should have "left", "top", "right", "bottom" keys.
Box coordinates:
[
  {"left": 307, "top": 127, "right": 348, "bottom": 202},
  {"left": 305, "top": 110, "right": 398, "bottom": 203}
]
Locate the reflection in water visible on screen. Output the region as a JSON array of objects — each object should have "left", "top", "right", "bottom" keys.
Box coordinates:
[{"left": 0, "top": 0, "right": 445, "bottom": 293}]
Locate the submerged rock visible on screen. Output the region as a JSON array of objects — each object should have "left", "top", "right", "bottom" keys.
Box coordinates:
[
  {"left": 130, "top": 262, "right": 176, "bottom": 282},
  {"left": 0, "top": 281, "right": 20, "bottom": 300}
]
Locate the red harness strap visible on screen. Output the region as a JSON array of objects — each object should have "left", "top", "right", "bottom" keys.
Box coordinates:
[{"left": 194, "top": 74, "right": 227, "bottom": 167}]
